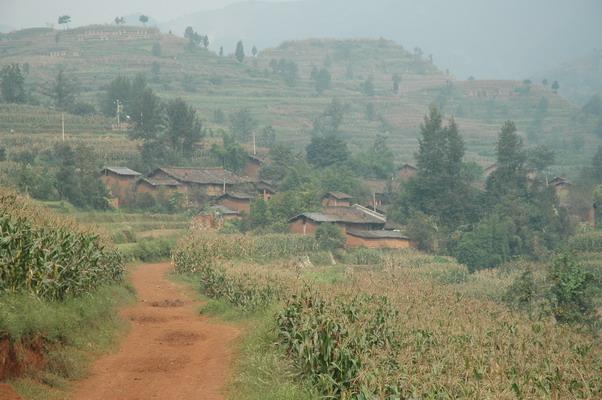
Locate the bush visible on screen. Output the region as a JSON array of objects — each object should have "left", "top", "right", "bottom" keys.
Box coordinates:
[
  {"left": 314, "top": 223, "right": 346, "bottom": 251},
  {"left": 547, "top": 254, "right": 599, "bottom": 328}
]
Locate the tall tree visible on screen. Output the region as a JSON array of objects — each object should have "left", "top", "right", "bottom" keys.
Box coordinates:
[
  {"left": 229, "top": 109, "right": 256, "bottom": 142},
  {"left": 252, "top": 45, "right": 258, "bottom": 57},
  {"left": 486, "top": 121, "right": 527, "bottom": 199},
  {"left": 235, "top": 41, "right": 245, "bottom": 63},
  {"left": 400, "top": 106, "right": 475, "bottom": 227},
  {"left": 50, "top": 68, "right": 78, "bottom": 110},
  {"left": 164, "top": 98, "right": 203, "bottom": 158},
  {"left": 311, "top": 67, "right": 331, "bottom": 95},
  {"left": 0, "top": 64, "right": 26, "bottom": 103}
]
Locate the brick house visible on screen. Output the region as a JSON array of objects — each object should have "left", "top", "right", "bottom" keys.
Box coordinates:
[
  {"left": 147, "top": 167, "right": 253, "bottom": 200},
  {"left": 244, "top": 155, "right": 264, "bottom": 181},
  {"left": 362, "top": 179, "right": 390, "bottom": 211},
  {"left": 289, "top": 205, "right": 386, "bottom": 235},
  {"left": 216, "top": 192, "right": 253, "bottom": 214},
  {"left": 100, "top": 167, "right": 141, "bottom": 207},
  {"left": 321, "top": 192, "right": 353, "bottom": 207},
  {"left": 398, "top": 164, "right": 417, "bottom": 181}
]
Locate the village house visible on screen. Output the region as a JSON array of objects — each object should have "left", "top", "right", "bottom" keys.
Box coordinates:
[
  {"left": 321, "top": 191, "right": 353, "bottom": 207},
  {"left": 345, "top": 229, "right": 412, "bottom": 249},
  {"left": 289, "top": 204, "right": 386, "bottom": 235},
  {"left": 146, "top": 167, "right": 254, "bottom": 199},
  {"left": 244, "top": 155, "right": 265, "bottom": 181},
  {"left": 398, "top": 164, "right": 417, "bottom": 181},
  {"left": 362, "top": 179, "right": 390, "bottom": 212},
  {"left": 549, "top": 176, "right": 571, "bottom": 206},
  {"left": 215, "top": 192, "right": 253, "bottom": 214},
  {"left": 255, "top": 180, "right": 276, "bottom": 201},
  {"left": 100, "top": 167, "right": 141, "bottom": 207},
  {"left": 194, "top": 205, "right": 241, "bottom": 230},
  {"left": 135, "top": 176, "right": 185, "bottom": 204}
]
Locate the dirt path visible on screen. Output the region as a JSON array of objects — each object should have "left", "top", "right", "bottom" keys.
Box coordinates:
[{"left": 72, "top": 262, "right": 240, "bottom": 400}]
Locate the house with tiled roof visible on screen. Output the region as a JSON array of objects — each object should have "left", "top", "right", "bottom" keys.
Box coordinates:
[
  {"left": 147, "top": 167, "right": 254, "bottom": 198},
  {"left": 321, "top": 191, "right": 353, "bottom": 207},
  {"left": 100, "top": 166, "right": 142, "bottom": 207}
]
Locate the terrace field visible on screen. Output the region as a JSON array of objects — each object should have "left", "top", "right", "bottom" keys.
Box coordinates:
[{"left": 0, "top": 25, "right": 597, "bottom": 175}]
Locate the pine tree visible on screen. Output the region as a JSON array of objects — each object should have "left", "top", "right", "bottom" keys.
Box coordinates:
[
  {"left": 0, "top": 63, "right": 26, "bottom": 103},
  {"left": 486, "top": 121, "right": 527, "bottom": 199},
  {"left": 235, "top": 41, "right": 245, "bottom": 63}
]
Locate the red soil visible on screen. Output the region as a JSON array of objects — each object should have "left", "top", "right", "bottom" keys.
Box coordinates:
[{"left": 72, "top": 262, "right": 241, "bottom": 400}]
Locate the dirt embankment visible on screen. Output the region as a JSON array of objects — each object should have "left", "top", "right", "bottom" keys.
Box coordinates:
[{"left": 72, "top": 262, "right": 241, "bottom": 400}]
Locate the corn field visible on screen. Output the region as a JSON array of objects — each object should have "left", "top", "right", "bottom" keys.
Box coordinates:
[
  {"left": 0, "top": 189, "right": 124, "bottom": 300},
  {"left": 174, "top": 233, "right": 601, "bottom": 399}
]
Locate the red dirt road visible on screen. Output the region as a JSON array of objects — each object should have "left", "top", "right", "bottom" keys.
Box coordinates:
[{"left": 72, "top": 262, "right": 240, "bottom": 400}]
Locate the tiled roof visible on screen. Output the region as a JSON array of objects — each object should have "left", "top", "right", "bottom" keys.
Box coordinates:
[
  {"left": 101, "top": 166, "right": 141, "bottom": 176},
  {"left": 137, "top": 176, "right": 181, "bottom": 187},
  {"left": 154, "top": 167, "right": 251, "bottom": 185},
  {"left": 325, "top": 191, "right": 353, "bottom": 200},
  {"left": 347, "top": 229, "right": 410, "bottom": 240},
  {"left": 290, "top": 205, "right": 386, "bottom": 225},
  {"left": 218, "top": 192, "right": 253, "bottom": 200}
]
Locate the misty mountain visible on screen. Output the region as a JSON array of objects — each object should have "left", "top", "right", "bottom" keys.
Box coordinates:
[{"left": 162, "top": 0, "right": 602, "bottom": 80}]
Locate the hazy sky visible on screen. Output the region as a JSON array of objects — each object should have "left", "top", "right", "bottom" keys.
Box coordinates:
[{"left": 0, "top": 0, "right": 291, "bottom": 29}]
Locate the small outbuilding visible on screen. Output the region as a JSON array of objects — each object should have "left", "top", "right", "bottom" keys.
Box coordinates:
[
  {"left": 216, "top": 192, "right": 253, "bottom": 214},
  {"left": 322, "top": 191, "right": 353, "bottom": 207},
  {"left": 346, "top": 229, "right": 412, "bottom": 249},
  {"left": 398, "top": 164, "right": 417, "bottom": 181}
]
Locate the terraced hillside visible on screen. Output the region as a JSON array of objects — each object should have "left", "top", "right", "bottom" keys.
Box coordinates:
[{"left": 0, "top": 26, "right": 596, "bottom": 173}]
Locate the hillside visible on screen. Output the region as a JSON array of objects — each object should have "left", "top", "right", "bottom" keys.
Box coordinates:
[{"left": 0, "top": 25, "right": 597, "bottom": 175}]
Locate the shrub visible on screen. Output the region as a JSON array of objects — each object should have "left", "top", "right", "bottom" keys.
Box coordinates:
[
  {"left": 547, "top": 254, "right": 599, "bottom": 328},
  {"left": 314, "top": 223, "right": 345, "bottom": 251}
]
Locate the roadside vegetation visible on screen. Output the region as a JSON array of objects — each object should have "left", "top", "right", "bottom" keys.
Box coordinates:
[{"left": 0, "top": 189, "right": 133, "bottom": 398}]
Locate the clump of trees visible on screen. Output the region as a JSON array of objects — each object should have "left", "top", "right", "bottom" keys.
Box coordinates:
[
  {"left": 269, "top": 58, "right": 299, "bottom": 86},
  {"left": 311, "top": 66, "right": 331, "bottom": 95},
  {"left": 0, "top": 64, "right": 26, "bottom": 103}
]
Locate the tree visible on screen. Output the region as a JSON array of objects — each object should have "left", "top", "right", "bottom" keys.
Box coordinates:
[
  {"left": 151, "top": 62, "right": 161, "bottom": 82},
  {"left": 392, "top": 74, "right": 401, "bottom": 93},
  {"left": 229, "top": 109, "right": 256, "bottom": 142},
  {"left": 551, "top": 81, "right": 559, "bottom": 92},
  {"left": 311, "top": 67, "right": 331, "bottom": 95},
  {"left": 164, "top": 98, "right": 203, "bottom": 158},
  {"left": 401, "top": 106, "right": 475, "bottom": 227},
  {"left": 527, "top": 145, "right": 555, "bottom": 177},
  {"left": 306, "top": 134, "right": 349, "bottom": 168},
  {"left": 49, "top": 67, "right": 78, "bottom": 110},
  {"left": 101, "top": 76, "right": 132, "bottom": 117},
  {"left": 548, "top": 254, "right": 598, "bottom": 327},
  {"left": 114, "top": 16, "right": 125, "bottom": 25},
  {"left": 0, "top": 64, "right": 26, "bottom": 103},
  {"left": 360, "top": 78, "right": 375, "bottom": 96},
  {"left": 184, "top": 26, "right": 194, "bottom": 39},
  {"left": 252, "top": 45, "right": 258, "bottom": 57},
  {"left": 139, "top": 15, "right": 149, "bottom": 26},
  {"left": 486, "top": 121, "right": 527, "bottom": 200},
  {"left": 312, "top": 98, "right": 345, "bottom": 136},
  {"left": 258, "top": 125, "right": 277, "bottom": 148},
  {"left": 210, "top": 134, "right": 248, "bottom": 173},
  {"left": 58, "top": 15, "right": 71, "bottom": 29},
  {"left": 235, "top": 41, "right": 245, "bottom": 63},
  {"left": 152, "top": 42, "right": 161, "bottom": 57},
  {"left": 129, "top": 87, "right": 163, "bottom": 140},
  {"left": 352, "top": 133, "right": 395, "bottom": 179},
  {"left": 219, "top": 46, "right": 224, "bottom": 57},
  {"left": 315, "top": 223, "right": 346, "bottom": 251}
]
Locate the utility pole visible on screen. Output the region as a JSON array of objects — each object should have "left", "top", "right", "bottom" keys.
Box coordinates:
[
  {"left": 252, "top": 131, "right": 256, "bottom": 156},
  {"left": 61, "top": 112, "right": 65, "bottom": 142},
  {"left": 222, "top": 178, "right": 226, "bottom": 194},
  {"left": 116, "top": 99, "right": 121, "bottom": 128},
  {"left": 373, "top": 191, "right": 376, "bottom": 212}
]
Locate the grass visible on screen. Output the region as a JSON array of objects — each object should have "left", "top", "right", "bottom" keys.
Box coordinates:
[{"left": 2, "top": 284, "right": 135, "bottom": 400}]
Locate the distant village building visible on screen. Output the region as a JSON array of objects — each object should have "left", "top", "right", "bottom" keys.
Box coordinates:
[
  {"left": 100, "top": 167, "right": 141, "bottom": 207},
  {"left": 549, "top": 176, "right": 571, "bottom": 206},
  {"left": 362, "top": 179, "right": 389, "bottom": 211},
  {"left": 255, "top": 180, "right": 275, "bottom": 201},
  {"left": 345, "top": 229, "right": 412, "bottom": 249},
  {"left": 216, "top": 192, "right": 253, "bottom": 214},
  {"left": 135, "top": 176, "right": 184, "bottom": 198},
  {"left": 147, "top": 167, "right": 253, "bottom": 198},
  {"left": 321, "top": 192, "right": 353, "bottom": 207},
  {"left": 194, "top": 205, "right": 241, "bottom": 230},
  {"left": 398, "top": 164, "right": 417, "bottom": 181},
  {"left": 289, "top": 204, "right": 386, "bottom": 235},
  {"left": 244, "top": 155, "right": 264, "bottom": 181}
]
